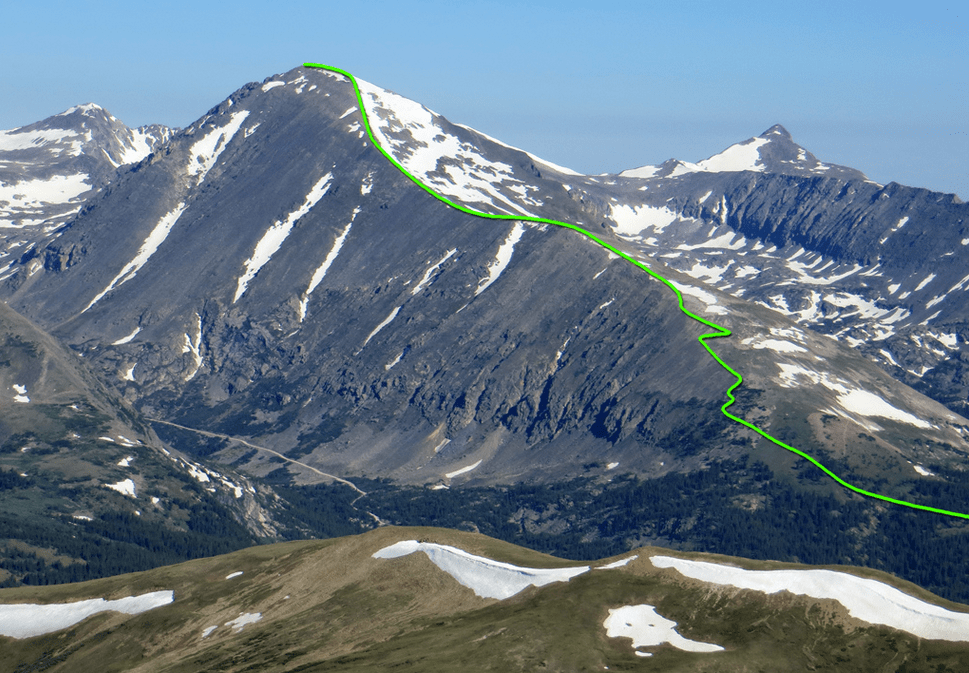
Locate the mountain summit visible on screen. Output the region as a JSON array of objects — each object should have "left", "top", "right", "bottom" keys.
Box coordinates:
[{"left": 620, "top": 124, "right": 868, "bottom": 181}]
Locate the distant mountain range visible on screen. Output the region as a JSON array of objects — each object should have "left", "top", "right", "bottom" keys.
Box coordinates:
[{"left": 1, "top": 63, "right": 968, "bottom": 619}]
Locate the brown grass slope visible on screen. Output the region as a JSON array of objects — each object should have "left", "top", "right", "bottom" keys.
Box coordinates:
[{"left": 1, "top": 526, "right": 968, "bottom": 672}]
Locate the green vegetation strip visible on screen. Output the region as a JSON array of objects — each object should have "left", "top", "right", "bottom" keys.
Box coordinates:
[{"left": 303, "top": 62, "right": 968, "bottom": 520}]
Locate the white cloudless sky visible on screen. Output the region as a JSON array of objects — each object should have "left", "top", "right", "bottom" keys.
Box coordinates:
[{"left": 3, "top": 0, "right": 966, "bottom": 197}]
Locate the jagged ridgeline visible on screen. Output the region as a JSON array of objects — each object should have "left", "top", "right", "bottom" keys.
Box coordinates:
[{"left": 0, "top": 64, "right": 967, "bottom": 608}]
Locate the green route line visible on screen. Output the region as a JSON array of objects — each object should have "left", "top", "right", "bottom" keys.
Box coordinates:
[{"left": 304, "top": 62, "right": 969, "bottom": 520}]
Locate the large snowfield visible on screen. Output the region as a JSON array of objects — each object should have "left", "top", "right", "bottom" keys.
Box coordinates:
[
  {"left": 373, "top": 540, "right": 589, "bottom": 599},
  {"left": 651, "top": 556, "right": 969, "bottom": 641},
  {"left": 0, "top": 591, "right": 173, "bottom": 639}
]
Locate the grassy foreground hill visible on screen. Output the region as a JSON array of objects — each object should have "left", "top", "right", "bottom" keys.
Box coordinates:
[{"left": 1, "top": 526, "right": 968, "bottom": 672}]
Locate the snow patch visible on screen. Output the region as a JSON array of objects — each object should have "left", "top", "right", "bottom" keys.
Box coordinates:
[
  {"left": 651, "top": 556, "right": 969, "bottom": 642},
  {"left": 445, "top": 460, "right": 482, "bottom": 479},
  {"left": 105, "top": 478, "right": 136, "bottom": 498},
  {"left": 373, "top": 540, "right": 589, "bottom": 599},
  {"left": 671, "top": 282, "right": 728, "bottom": 315},
  {"left": 187, "top": 111, "right": 249, "bottom": 185},
  {"left": 384, "top": 352, "right": 403, "bottom": 370},
  {"left": 182, "top": 313, "right": 203, "bottom": 382},
  {"left": 299, "top": 209, "right": 356, "bottom": 321},
  {"left": 225, "top": 571, "right": 243, "bottom": 579},
  {"left": 12, "top": 383, "right": 29, "bottom": 403},
  {"left": 225, "top": 612, "right": 262, "bottom": 633},
  {"left": 475, "top": 222, "right": 524, "bottom": 296},
  {"left": 604, "top": 604, "right": 723, "bottom": 656},
  {"left": 112, "top": 327, "right": 141, "bottom": 345},
  {"left": 0, "top": 591, "right": 173, "bottom": 639},
  {"left": 362, "top": 306, "right": 400, "bottom": 347},
  {"left": 235, "top": 173, "right": 333, "bottom": 303},
  {"left": 915, "top": 273, "right": 936, "bottom": 292},
  {"left": 610, "top": 204, "right": 679, "bottom": 236},
  {"left": 696, "top": 136, "right": 769, "bottom": 173},
  {"left": 741, "top": 338, "right": 807, "bottom": 353},
  {"left": 598, "top": 555, "right": 638, "bottom": 570},
  {"left": 914, "top": 465, "right": 935, "bottom": 477},
  {"left": 411, "top": 249, "right": 456, "bottom": 295},
  {"left": 83, "top": 203, "right": 188, "bottom": 312}
]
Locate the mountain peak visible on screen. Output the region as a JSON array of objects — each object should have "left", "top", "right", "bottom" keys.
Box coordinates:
[
  {"left": 760, "top": 124, "right": 792, "bottom": 139},
  {"left": 619, "top": 123, "right": 868, "bottom": 182},
  {"left": 55, "top": 103, "right": 110, "bottom": 119}
]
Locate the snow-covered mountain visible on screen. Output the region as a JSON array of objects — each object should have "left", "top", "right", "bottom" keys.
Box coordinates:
[
  {"left": 2, "top": 65, "right": 969, "bottom": 605},
  {"left": 0, "top": 104, "right": 174, "bottom": 281},
  {"left": 619, "top": 124, "right": 868, "bottom": 181}
]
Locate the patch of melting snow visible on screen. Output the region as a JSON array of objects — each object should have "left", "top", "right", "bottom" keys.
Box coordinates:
[
  {"left": 475, "top": 222, "right": 524, "bottom": 296},
  {"left": 741, "top": 338, "right": 807, "bottom": 354},
  {"left": 838, "top": 390, "right": 932, "bottom": 429},
  {"left": 12, "top": 384, "right": 29, "bottom": 403},
  {"left": 112, "top": 327, "right": 141, "bottom": 345},
  {"left": 362, "top": 306, "right": 400, "bottom": 347},
  {"left": 670, "top": 282, "right": 727, "bottom": 315},
  {"left": 201, "top": 625, "right": 218, "bottom": 638},
  {"left": 187, "top": 111, "right": 250, "bottom": 185},
  {"left": 234, "top": 172, "right": 333, "bottom": 303},
  {"left": 609, "top": 203, "right": 679, "bottom": 236},
  {"left": 604, "top": 604, "right": 724, "bottom": 657},
  {"left": 225, "top": 571, "right": 243, "bottom": 579},
  {"left": 117, "top": 455, "right": 134, "bottom": 467},
  {"left": 914, "top": 465, "right": 935, "bottom": 477},
  {"left": 445, "top": 459, "right": 482, "bottom": 479},
  {"left": 651, "top": 556, "right": 969, "bottom": 642},
  {"left": 83, "top": 203, "right": 188, "bottom": 312},
  {"left": 931, "top": 332, "right": 958, "bottom": 349},
  {"left": 385, "top": 352, "right": 403, "bottom": 370},
  {"left": 356, "top": 78, "right": 545, "bottom": 215},
  {"left": 373, "top": 540, "right": 589, "bottom": 599},
  {"left": 915, "top": 273, "right": 936, "bottom": 292},
  {"left": 598, "top": 555, "right": 638, "bottom": 570},
  {"left": 225, "top": 612, "right": 262, "bottom": 633},
  {"left": 776, "top": 364, "right": 931, "bottom": 429},
  {"left": 182, "top": 313, "right": 204, "bottom": 382},
  {"left": 300, "top": 210, "right": 356, "bottom": 321},
  {"left": 105, "top": 478, "right": 136, "bottom": 498},
  {"left": 676, "top": 231, "right": 747, "bottom": 252},
  {"left": 411, "top": 248, "right": 456, "bottom": 295},
  {"left": 606, "top": 462, "right": 619, "bottom": 470},
  {"left": 0, "top": 591, "right": 173, "bottom": 639}
]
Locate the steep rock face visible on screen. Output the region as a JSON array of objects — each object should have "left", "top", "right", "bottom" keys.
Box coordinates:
[
  {"left": 2, "top": 66, "right": 966, "bottom": 495},
  {"left": 0, "top": 68, "right": 739, "bottom": 486}
]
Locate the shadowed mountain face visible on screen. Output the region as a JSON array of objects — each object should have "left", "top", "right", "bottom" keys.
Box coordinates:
[{"left": 2, "top": 66, "right": 969, "bottom": 603}]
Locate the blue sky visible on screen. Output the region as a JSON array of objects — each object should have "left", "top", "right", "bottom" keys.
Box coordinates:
[{"left": 5, "top": 0, "right": 966, "bottom": 197}]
